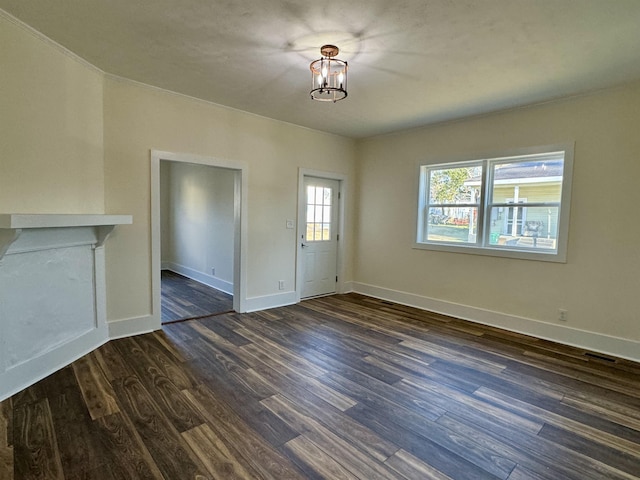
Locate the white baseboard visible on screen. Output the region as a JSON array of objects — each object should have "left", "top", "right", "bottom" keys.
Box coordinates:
[
  {"left": 108, "top": 314, "right": 158, "bottom": 340},
  {"left": 340, "top": 281, "right": 354, "bottom": 294},
  {"left": 353, "top": 282, "right": 640, "bottom": 363},
  {"left": 244, "top": 291, "right": 298, "bottom": 312},
  {"left": 0, "top": 327, "right": 108, "bottom": 402},
  {"left": 163, "top": 262, "right": 233, "bottom": 295}
]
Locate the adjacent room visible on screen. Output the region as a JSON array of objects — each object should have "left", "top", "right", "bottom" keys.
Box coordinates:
[
  {"left": 159, "top": 160, "right": 236, "bottom": 322},
  {"left": 1, "top": 1, "right": 639, "bottom": 479}
]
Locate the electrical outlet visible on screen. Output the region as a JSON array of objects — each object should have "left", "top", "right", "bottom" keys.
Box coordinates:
[
  {"left": 558, "top": 309, "right": 568, "bottom": 322},
  {"left": 278, "top": 280, "right": 285, "bottom": 290},
  {"left": 211, "top": 267, "right": 215, "bottom": 276}
]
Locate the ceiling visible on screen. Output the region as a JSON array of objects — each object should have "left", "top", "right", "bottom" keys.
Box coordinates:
[{"left": 3, "top": 0, "right": 640, "bottom": 138}]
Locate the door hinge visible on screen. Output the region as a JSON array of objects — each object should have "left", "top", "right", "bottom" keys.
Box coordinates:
[
  {"left": 336, "top": 275, "right": 338, "bottom": 282},
  {"left": 338, "top": 191, "right": 341, "bottom": 200},
  {"left": 337, "top": 234, "right": 340, "bottom": 241}
]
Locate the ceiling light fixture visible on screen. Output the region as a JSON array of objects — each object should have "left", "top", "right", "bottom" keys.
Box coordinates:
[{"left": 310, "top": 45, "right": 348, "bottom": 102}]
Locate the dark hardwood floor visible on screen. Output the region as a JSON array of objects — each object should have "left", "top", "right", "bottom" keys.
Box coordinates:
[
  {"left": 2, "top": 293, "right": 640, "bottom": 479},
  {"left": 161, "top": 270, "right": 233, "bottom": 323}
]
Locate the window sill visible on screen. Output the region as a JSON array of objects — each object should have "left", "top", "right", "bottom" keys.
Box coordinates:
[{"left": 413, "top": 241, "right": 567, "bottom": 263}]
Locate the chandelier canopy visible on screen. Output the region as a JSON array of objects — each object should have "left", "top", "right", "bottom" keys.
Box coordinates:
[{"left": 310, "top": 45, "right": 348, "bottom": 102}]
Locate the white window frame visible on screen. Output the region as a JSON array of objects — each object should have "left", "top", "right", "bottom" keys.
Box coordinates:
[{"left": 414, "top": 143, "right": 574, "bottom": 263}]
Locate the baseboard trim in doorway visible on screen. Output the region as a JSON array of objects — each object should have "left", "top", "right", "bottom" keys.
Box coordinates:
[
  {"left": 163, "top": 263, "right": 233, "bottom": 295},
  {"left": 244, "top": 291, "right": 298, "bottom": 312}
]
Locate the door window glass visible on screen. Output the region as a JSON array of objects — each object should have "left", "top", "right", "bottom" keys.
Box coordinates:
[{"left": 306, "top": 185, "right": 332, "bottom": 241}]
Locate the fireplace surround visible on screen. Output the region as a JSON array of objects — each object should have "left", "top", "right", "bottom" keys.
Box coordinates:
[{"left": 0, "top": 214, "right": 131, "bottom": 400}]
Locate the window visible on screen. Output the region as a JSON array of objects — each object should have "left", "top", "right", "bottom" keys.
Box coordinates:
[
  {"left": 415, "top": 144, "right": 573, "bottom": 262},
  {"left": 306, "top": 185, "right": 333, "bottom": 241}
]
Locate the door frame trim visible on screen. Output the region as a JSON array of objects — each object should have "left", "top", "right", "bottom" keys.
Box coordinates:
[
  {"left": 296, "top": 168, "right": 348, "bottom": 302},
  {"left": 150, "top": 150, "right": 248, "bottom": 329}
]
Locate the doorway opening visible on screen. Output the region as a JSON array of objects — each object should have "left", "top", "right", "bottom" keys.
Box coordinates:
[
  {"left": 159, "top": 160, "right": 237, "bottom": 323},
  {"left": 151, "top": 151, "right": 247, "bottom": 330}
]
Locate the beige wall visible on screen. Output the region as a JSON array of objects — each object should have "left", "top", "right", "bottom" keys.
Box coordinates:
[
  {"left": 0, "top": 14, "right": 104, "bottom": 213},
  {"left": 1, "top": 10, "right": 356, "bottom": 326},
  {"left": 3, "top": 7, "right": 638, "bottom": 357},
  {"left": 355, "top": 81, "right": 640, "bottom": 344},
  {"left": 162, "top": 162, "right": 235, "bottom": 284},
  {"left": 104, "top": 77, "right": 356, "bottom": 321}
]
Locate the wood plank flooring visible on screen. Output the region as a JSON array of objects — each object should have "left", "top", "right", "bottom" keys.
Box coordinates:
[
  {"left": 2, "top": 293, "right": 639, "bottom": 479},
  {"left": 161, "top": 270, "right": 233, "bottom": 323}
]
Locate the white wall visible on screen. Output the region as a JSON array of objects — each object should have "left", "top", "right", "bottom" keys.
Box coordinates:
[
  {"left": 161, "top": 162, "right": 235, "bottom": 292},
  {"left": 103, "top": 77, "right": 356, "bottom": 326},
  {"left": 0, "top": 12, "right": 104, "bottom": 213},
  {"left": 354, "top": 82, "right": 640, "bottom": 361}
]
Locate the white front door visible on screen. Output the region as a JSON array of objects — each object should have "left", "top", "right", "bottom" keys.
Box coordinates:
[
  {"left": 300, "top": 177, "right": 340, "bottom": 298},
  {"left": 504, "top": 198, "right": 528, "bottom": 236}
]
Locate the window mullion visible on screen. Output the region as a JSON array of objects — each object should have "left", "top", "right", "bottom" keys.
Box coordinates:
[
  {"left": 427, "top": 203, "right": 479, "bottom": 208},
  {"left": 419, "top": 166, "right": 429, "bottom": 242},
  {"left": 478, "top": 159, "right": 490, "bottom": 247},
  {"left": 488, "top": 201, "right": 561, "bottom": 208}
]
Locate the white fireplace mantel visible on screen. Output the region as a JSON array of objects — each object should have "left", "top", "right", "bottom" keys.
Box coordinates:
[
  {"left": 0, "top": 214, "right": 132, "bottom": 258},
  {"left": 0, "top": 213, "right": 132, "bottom": 401}
]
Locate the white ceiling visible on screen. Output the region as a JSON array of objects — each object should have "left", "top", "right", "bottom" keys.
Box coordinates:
[{"left": 3, "top": 0, "right": 640, "bottom": 138}]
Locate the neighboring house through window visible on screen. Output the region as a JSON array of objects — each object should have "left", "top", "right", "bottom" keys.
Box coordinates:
[{"left": 415, "top": 144, "right": 574, "bottom": 262}]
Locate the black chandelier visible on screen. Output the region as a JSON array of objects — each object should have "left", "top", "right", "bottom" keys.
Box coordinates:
[{"left": 310, "top": 45, "right": 348, "bottom": 102}]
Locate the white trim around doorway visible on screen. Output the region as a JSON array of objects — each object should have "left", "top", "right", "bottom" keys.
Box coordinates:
[{"left": 150, "top": 150, "right": 248, "bottom": 330}]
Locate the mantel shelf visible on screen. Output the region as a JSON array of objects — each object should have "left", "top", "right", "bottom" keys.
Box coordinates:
[
  {"left": 0, "top": 214, "right": 132, "bottom": 259},
  {"left": 0, "top": 214, "right": 132, "bottom": 229}
]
